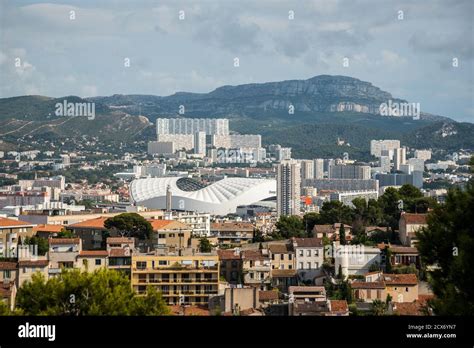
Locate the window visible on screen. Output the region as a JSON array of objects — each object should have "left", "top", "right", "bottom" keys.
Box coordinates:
[
  {"left": 3, "top": 270, "right": 11, "bottom": 279},
  {"left": 314, "top": 250, "right": 319, "bottom": 256},
  {"left": 306, "top": 250, "right": 311, "bottom": 256},
  {"left": 280, "top": 254, "right": 284, "bottom": 260},
  {"left": 280, "top": 265, "right": 284, "bottom": 270},
  {"left": 95, "top": 259, "right": 101, "bottom": 266},
  {"left": 158, "top": 234, "right": 165, "bottom": 238},
  {"left": 169, "top": 233, "right": 175, "bottom": 238},
  {"left": 406, "top": 287, "right": 409, "bottom": 292},
  {"left": 272, "top": 254, "right": 275, "bottom": 260},
  {"left": 299, "top": 250, "right": 303, "bottom": 256},
  {"left": 307, "top": 262, "right": 311, "bottom": 269},
  {"left": 288, "top": 254, "right": 292, "bottom": 260},
  {"left": 137, "top": 261, "right": 147, "bottom": 269},
  {"left": 314, "top": 262, "right": 319, "bottom": 268},
  {"left": 299, "top": 262, "right": 303, "bottom": 269},
  {"left": 159, "top": 260, "right": 167, "bottom": 265},
  {"left": 288, "top": 265, "right": 292, "bottom": 269}
]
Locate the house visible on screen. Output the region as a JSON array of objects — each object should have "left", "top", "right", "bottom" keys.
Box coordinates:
[
  {"left": 327, "top": 300, "right": 350, "bottom": 316},
  {"left": 392, "top": 294, "right": 434, "bottom": 316},
  {"left": 106, "top": 237, "right": 134, "bottom": 274},
  {"left": 365, "top": 226, "right": 389, "bottom": 237},
  {"left": 77, "top": 250, "right": 108, "bottom": 272},
  {"left": 351, "top": 272, "right": 419, "bottom": 303},
  {"left": 149, "top": 219, "right": 192, "bottom": 252},
  {"left": 32, "top": 224, "right": 64, "bottom": 239},
  {"left": 292, "top": 237, "right": 324, "bottom": 284},
  {"left": 211, "top": 222, "right": 254, "bottom": 247},
  {"left": 0, "top": 217, "right": 35, "bottom": 258},
  {"left": 288, "top": 286, "right": 328, "bottom": 316},
  {"left": 223, "top": 287, "right": 259, "bottom": 314},
  {"left": 258, "top": 290, "right": 279, "bottom": 307},
  {"left": 313, "top": 223, "right": 352, "bottom": 241},
  {"left": 0, "top": 281, "right": 17, "bottom": 311},
  {"left": 67, "top": 217, "right": 113, "bottom": 250},
  {"left": 271, "top": 269, "right": 297, "bottom": 292},
  {"left": 18, "top": 260, "right": 49, "bottom": 287},
  {"left": 217, "top": 249, "right": 242, "bottom": 284},
  {"left": 378, "top": 243, "right": 420, "bottom": 268},
  {"left": 241, "top": 249, "right": 271, "bottom": 290},
  {"left": 399, "top": 213, "right": 427, "bottom": 246},
  {"left": 269, "top": 242, "right": 295, "bottom": 271},
  {"left": 48, "top": 238, "right": 82, "bottom": 277},
  {"left": 334, "top": 245, "right": 381, "bottom": 278}
]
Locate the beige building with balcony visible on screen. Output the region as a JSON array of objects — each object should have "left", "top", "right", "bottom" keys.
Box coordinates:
[
  {"left": 48, "top": 238, "right": 82, "bottom": 277},
  {"left": 0, "top": 217, "right": 35, "bottom": 258},
  {"left": 131, "top": 253, "right": 219, "bottom": 306},
  {"left": 241, "top": 250, "right": 271, "bottom": 290}
]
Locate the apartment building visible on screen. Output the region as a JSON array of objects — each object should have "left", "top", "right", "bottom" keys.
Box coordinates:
[
  {"left": 131, "top": 253, "right": 219, "bottom": 306},
  {"left": 0, "top": 217, "right": 36, "bottom": 258},
  {"left": 67, "top": 217, "right": 115, "bottom": 250},
  {"left": 211, "top": 222, "right": 254, "bottom": 247},
  {"left": 292, "top": 237, "right": 324, "bottom": 284},
  {"left": 107, "top": 237, "right": 134, "bottom": 274},
  {"left": 77, "top": 250, "right": 109, "bottom": 272},
  {"left": 48, "top": 238, "right": 82, "bottom": 277},
  {"left": 399, "top": 213, "right": 427, "bottom": 246},
  {"left": 241, "top": 250, "right": 271, "bottom": 290},
  {"left": 217, "top": 249, "right": 242, "bottom": 284},
  {"left": 149, "top": 219, "right": 192, "bottom": 251}
]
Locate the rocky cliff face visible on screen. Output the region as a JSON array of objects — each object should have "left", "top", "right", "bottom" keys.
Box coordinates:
[{"left": 90, "top": 75, "right": 408, "bottom": 117}]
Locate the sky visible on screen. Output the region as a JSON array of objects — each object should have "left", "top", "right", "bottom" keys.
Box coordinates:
[{"left": 0, "top": 0, "right": 473, "bottom": 122}]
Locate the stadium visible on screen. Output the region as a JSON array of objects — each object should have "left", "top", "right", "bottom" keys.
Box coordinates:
[{"left": 129, "top": 177, "right": 276, "bottom": 215}]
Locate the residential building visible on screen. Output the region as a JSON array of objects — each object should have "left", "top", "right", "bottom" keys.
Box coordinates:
[
  {"left": 211, "top": 222, "right": 254, "bottom": 247},
  {"left": 370, "top": 140, "right": 400, "bottom": 158},
  {"left": 217, "top": 249, "right": 242, "bottom": 284},
  {"left": 329, "top": 165, "right": 371, "bottom": 180},
  {"left": 414, "top": 150, "right": 431, "bottom": 161},
  {"left": 352, "top": 272, "right": 418, "bottom": 303},
  {"left": 147, "top": 141, "right": 175, "bottom": 156},
  {"left": 131, "top": 252, "right": 219, "bottom": 306},
  {"left": 393, "top": 147, "right": 407, "bottom": 171},
  {"left": 194, "top": 132, "right": 206, "bottom": 155},
  {"left": 156, "top": 118, "right": 229, "bottom": 136},
  {"left": 334, "top": 245, "right": 381, "bottom": 277},
  {"left": 149, "top": 219, "right": 192, "bottom": 251},
  {"left": 302, "top": 179, "right": 379, "bottom": 192},
  {"left": 241, "top": 249, "right": 271, "bottom": 290},
  {"left": 300, "top": 160, "right": 314, "bottom": 181},
  {"left": 314, "top": 159, "right": 324, "bottom": 179},
  {"left": 277, "top": 160, "right": 301, "bottom": 217},
  {"left": 0, "top": 217, "right": 35, "bottom": 258},
  {"left": 292, "top": 237, "right": 324, "bottom": 284},
  {"left": 67, "top": 217, "right": 115, "bottom": 250},
  {"left": 48, "top": 238, "right": 82, "bottom": 277},
  {"left": 107, "top": 237, "right": 134, "bottom": 274},
  {"left": 329, "top": 190, "right": 379, "bottom": 207},
  {"left": 77, "top": 250, "right": 108, "bottom": 272},
  {"left": 399, "top": 213, "right": 427, "bottom": 246}
]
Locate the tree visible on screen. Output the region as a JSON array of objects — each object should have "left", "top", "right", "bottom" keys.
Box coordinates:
[
  {"left": 370, "top": 299, "right": 387, "bottom": 316},
  {"left": 56, "top": 229, "right": 75, "bottom": 238},
  {"left": 302, "top": 212, "right": 320, "bottom": 236},
  {"left": 23, "top": 236, "right": 49, "bottom": 256},
  {"left": 339, "top": 224, "right": 346, "bottom": 245},
  {"left": 198, "top": 237, "right": 212, "bottom": 253},
  {"left": 15, "top": 269, "right": 170, "bottom": 316},
  {"left": 104, "top": 213, "right": 153, "bottom": 240},
  {"left": 252, "top": 229, "right": 265, "bottom": 243},
  {"left": 319, "top": 201, "right": 353, "bottom": 225},
  {"left": 274, "top": 215, "right": 305, "bottom": 239},
  {"left": 378, "top": 188, "right": 401, "bottom": 232},
  {"left": 416, "top": 179, "right": 474, "bottom": 315},
  {"left": 384, "top": 247, "right": 393, "bottom": 273}
]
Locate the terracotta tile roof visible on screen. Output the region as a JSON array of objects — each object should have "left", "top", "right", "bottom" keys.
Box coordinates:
[
  {"left": 383, "top": 273, "right": 418, "bottom": 285},
  {"left": 242, "top": 250, "right": 268, "bottom": 261},
  {"left": 18, "top": 260, "right": 49, "bottom": 267},
  {"left": 79, "top": 250, "right": 108, "bottom": 257},
  {"left": 108, "top": 249, "right": 128, "bottom": 257},
  {"left": 0, "top": 262, "right": 17, "bottom": 270},
  {"left": 402, "top": 213, "right": 427, "bottom": 225},
  {"left": 393, "top": 302, "right": 423, "bottom": 316},
  {"left": 389, "top": 246, "right": 419, "bottom": 254},
  {"left": 330, "top": 300, "right": 349, "bottom": 313},
  {"left": 106, "top": 237, "right": 134, "bottom": 244},
  {"left": 351, "top": 281, "right": 385, "bottom": 289},
  {"left": 292, "top": 237, "right": 323, "bottom": 248},
  {"left": 271, "top": 269, "right": 297, "bottom": 277},
  {"left": 365, "top": 226, "right": 389, "bottom": 233},
  {"left": 0, "top": 217, "right": 33, "bottom": 227},
  {"left": 313, "top": 225, "right": 334, "bottom": 234},
  {"left": 217, "top": 249, "right": 241, "bottom": 260},
  {"left": 68, "top": 217, "right": 108, "bottom": 229},
  {"left": 148, "top": 219, "right": 189, "bottom": 231},
  {"left": 268, "top": 243, "right": 293, "bottom": 253},
  {"left": 169, "top": 305, "right": 210, "bottom": 316},
  {"left": 289, "top": 286, "right": 326, "bottom": 294},
  {"left": 259, "top": 290, "right": 278, "bottom": 301},
  {"left": 49, "top": 238, "right": 80, "bottom": 245},
  {"left": 211, "top": 222, "right": 254, "bottom": 232},
  {"left": 33, "top": 224, "right": 64, "bottom": 233}
]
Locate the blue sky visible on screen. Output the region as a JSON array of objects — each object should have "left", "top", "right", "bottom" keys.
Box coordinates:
[{"left": 0, "top": 0, "right": 473, "bottom": 122}]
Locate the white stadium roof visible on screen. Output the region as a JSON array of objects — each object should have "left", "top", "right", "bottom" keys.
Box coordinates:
[{"left": 129, "top": 177, "right": 276, "bottom": 216}]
